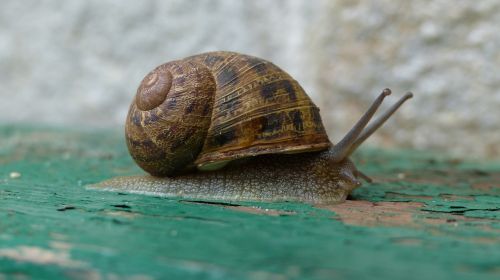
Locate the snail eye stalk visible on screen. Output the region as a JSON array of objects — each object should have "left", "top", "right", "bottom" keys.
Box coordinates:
[
  {"left": 330, "top": 89, "right": 413, "bottom": 162},
  {"left": 347, "top": 92, "right": 413, "bottom": 157},
  {"left": 330, "top": 89, "right": 391, "bottom": 162}
]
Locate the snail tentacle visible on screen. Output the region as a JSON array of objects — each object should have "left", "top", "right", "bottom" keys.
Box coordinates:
[
  {"left": 329, "top": 88, "right": 391, "bottom": 162},
  {"left": 347, "top": 92, "right": 414, "bottom": 156}
]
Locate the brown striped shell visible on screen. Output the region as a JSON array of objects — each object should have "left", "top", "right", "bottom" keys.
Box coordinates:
[{"left": 126, "top": 51, "right": 331, "bottom": 176}]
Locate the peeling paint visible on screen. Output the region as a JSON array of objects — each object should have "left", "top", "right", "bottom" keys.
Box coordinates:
[
  {"left": 321, "top": 201, "right": 424, "bottom": 227},
  {"left": 0, "top": 246, "right": 85, "bottom": 268}
]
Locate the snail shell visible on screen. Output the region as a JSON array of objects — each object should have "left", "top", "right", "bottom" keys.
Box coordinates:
[{"left": 126, "top": 51, "right": 331, "bottom": 176}]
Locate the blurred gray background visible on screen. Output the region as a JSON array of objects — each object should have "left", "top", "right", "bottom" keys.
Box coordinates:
[{"left": 1, "top": 0, "right": 499, "bottom": 159}]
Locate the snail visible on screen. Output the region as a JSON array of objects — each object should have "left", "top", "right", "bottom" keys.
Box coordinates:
[{"left": 90, "top": 51, "right": 413, "bottom": 204}]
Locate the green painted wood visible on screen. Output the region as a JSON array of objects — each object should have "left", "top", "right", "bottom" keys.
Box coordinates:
[{"left": 0, "top": 125, "right": 499, "bottom": 280}]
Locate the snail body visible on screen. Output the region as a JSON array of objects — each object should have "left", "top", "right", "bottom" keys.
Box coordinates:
[
  {"left": 91, "top": 51, "right": 413, "bottom": 204},
  {"left": 93, "top": 150, "right": 359, "bottom": 203}
]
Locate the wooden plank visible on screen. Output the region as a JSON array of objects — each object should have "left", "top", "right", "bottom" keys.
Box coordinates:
[{"left": 0, "top": 125, "right": 499, "bottom": 279}]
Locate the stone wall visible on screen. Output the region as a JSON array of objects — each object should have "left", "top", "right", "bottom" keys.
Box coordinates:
[{"left": 1, "top": 0, "right": 499, "bottom": 159}]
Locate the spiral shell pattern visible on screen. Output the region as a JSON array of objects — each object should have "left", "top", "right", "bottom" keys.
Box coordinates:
[{"left": 126, "top": 51, "right": 331, "bottom": 176}]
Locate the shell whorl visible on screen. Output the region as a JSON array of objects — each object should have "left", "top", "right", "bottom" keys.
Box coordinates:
[
  {"left": 136, "top": 68, "right": 173, "bottom": 111},
  {"left": 126, "top": 60, "right": 216, "bottom": 176},
  {"left": 126, "top": 51, "right": 331, "bottom": 176}
]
